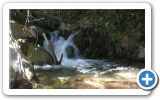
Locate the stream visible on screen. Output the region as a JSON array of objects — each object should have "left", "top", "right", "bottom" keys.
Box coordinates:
[
  {"left": 32, "top": 31, "right": 141, "bottom": 89},
  {"left": 34, "top": 59, "right": 140, "bottom": 89}
]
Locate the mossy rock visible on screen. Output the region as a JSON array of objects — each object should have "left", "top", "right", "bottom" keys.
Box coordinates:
[
  {"left": 50, "top": 79, "right": 64, "bottom": 89},
  {"left": 21, "top": 42, "right": 55, "bottom": 65},
  {"left": 10, "top": 21, "right": 34, "bottom": 39}
]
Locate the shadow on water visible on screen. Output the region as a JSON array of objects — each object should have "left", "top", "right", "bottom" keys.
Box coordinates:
[
  {"left": 33, "top": 59, "right": 141, "bottom": 89},
  {"left": 35, "top": 66, "right": 80, "bottom": 77}
]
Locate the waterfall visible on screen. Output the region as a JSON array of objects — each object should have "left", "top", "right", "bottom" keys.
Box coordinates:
[
  {"left": 41, "top": 31, "right": 139, "bottom": 76},
  {"left": 43, "top": 31, "right": 89, "bottom": 67}
]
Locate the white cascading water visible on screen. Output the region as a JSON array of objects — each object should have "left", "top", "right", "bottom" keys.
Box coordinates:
[
  {"left": 41, "top": 31, "right": 139, "bottom": 76},
  {"left": 43, "top": 31, "right": 89, "bottom": 67}
]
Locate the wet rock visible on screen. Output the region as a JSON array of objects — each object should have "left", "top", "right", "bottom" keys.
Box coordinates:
[
  {"left": 11, "top": 79, "right": 33, "bottom": 89},
  {"left": 21, "top": 42, "right": 55, "bottom": 65},
  {"left": 9, "top": 46, "right": 35, "bottom": 88},
  {"left": 66, "top": 46, "right": 75, "bottom": 58},
  {"left": 10, "top": 21, "right": 34, "bottom": 39}
]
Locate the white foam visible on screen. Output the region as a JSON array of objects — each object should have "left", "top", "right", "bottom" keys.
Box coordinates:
[{"left": 34, "top": 65, "right": 52, "bottom": 69}]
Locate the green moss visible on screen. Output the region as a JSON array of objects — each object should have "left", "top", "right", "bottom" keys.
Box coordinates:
[
  {"left": 34, "top": 78, "right": 68, "bottom": 89},
  {"left": 21, "top": 42, "right": 55, "bottom": 65},
  {"left": 10, "top": 21, "right": 34, "bottom": 39},
  {"left": 50, "top": 79, "right": 63, "bottom": 88}
]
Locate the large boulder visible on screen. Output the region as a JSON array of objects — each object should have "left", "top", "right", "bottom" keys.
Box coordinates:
[
  {"left": 10, "top": 21, "right": 35, "bottom": 39},
  {"left": 21, "top": 42, "right": 55, "bottom": 65}
]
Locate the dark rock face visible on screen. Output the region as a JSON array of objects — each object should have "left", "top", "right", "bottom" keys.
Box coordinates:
[
  {"left": 11, "top": 79, "right": 33, "bottom": 89},
  {"left": 66, "top": 46, "right": 75, "bottom": 58}
]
